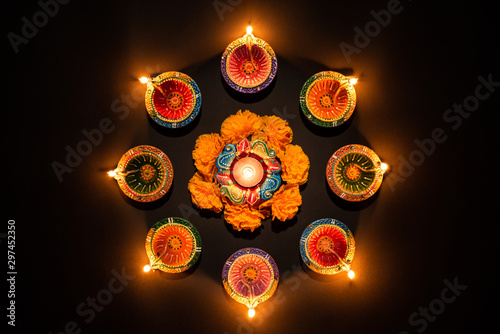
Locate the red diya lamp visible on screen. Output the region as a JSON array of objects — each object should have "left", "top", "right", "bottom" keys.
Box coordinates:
[
  {"left": 300, "top": 71, "right": 358, "bottom": 127},
  {"left": 221, "top": 26, "right": 278, "bottom": 93},
  {"left": 143, "top": 217, "right": 202, "bottom": 273},
  {"left": 108, "top": 145, "right": 173, "bottom": 202},
  {"left": 300, "top": 218, "right": 355, "bottom": 279},
  {"left": 141, "top": 71, "right": 201, "bottom": 128},
  {"left": 326, "top": 144, "right": 388, "bottom": 202},
  {"left": 222, "top": 248, "right": 279, "bottom": 318}
]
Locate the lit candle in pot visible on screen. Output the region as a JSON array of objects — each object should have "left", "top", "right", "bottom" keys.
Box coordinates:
[{"left": 232, "top": 157, "right": 264, "bottom": 188}]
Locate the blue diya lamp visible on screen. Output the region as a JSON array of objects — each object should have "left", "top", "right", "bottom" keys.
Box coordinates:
[{"left": 215, "top": 138, "right": 281, "bottom": 205}]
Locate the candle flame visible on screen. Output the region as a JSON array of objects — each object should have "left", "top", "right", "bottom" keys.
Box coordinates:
[
  {"left": 107, "top": 170, "right": 117, "bottom": 177},
  {"left": 349, "top": 77, "right": 358, "bottom": 85},
  {"left": 242, "top": 167, "right": 255, "bottom": 178},
  {"left": 246, "top": 26, "right": 253, "bottom": 35},
  {"left": 380, "top": 162, "right": 389, "bottom": 173},
  {"left": 139, "top": 76, "right": 150, "bottom": 84},
  {"left": 143, "top": 265, "right": 151, "bottom": 272},
  {"left": 348, "top": 270, "right": 355, "bottom": 279},
  {"left": 248, "top": 308, "right": 255, "bottom": 318}
]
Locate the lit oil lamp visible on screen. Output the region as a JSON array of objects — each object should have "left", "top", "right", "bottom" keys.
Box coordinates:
[
  {"left": 221, "top": 26, "right": 278, "bottom": 93},
  {"left": 140, "top": 71, "right": 202, "bottom": 128},
  {"left": 300, "top": 218, "right": 355, "bottom": 279},
  {"left": 108, "top": 145, "right": 173, "bottom": 202},
  {"left": 222, "top": 248, "right": 279, "bottom": 318},
  {"left": 144, "top": 217, "right": 202, "bottom": 273},
  {"left": 326, "top": 144, "right": 388, "bottom": 202},
  {"left": 232, "top": 156, "right": 265, "bottom": 188},
  {"left": 215, "top": 138, "right": 281, "bottom": 205},
  {"left": 300, "top": 71, "right": 358, "bottom": 127}
]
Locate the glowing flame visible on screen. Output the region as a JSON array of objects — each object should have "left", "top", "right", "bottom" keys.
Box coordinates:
[
  {"left": 349, "top": 77, "right": 358, "bottom": 85},
  {"left": 242, "top": 167, "right": 255, "bottom": 178},
  {"left": 139, "top": 76, "right": 150, "bottom": 84},
  {"left": 107, "top": 170, "right": 117, "bottom": 177},
  {"left": 248, "top": 308, "right": 255, "bottom": 318},
  {"left": 143, "top": 265, "right": 151, "bottom": 273},
  {"left": 246, "top": 26, "right": 253, "bottom": 35},
  {"left": 380, "top": 162, "right": 389, "bottom": 172},
  {"left": 348, "top": 270, "right": 355, "bottom": 279}
]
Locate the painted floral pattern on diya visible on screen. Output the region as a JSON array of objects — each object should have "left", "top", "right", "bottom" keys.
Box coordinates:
[
  {"left": 300, "top": 71, "right": 357, "bottom": 127},
  {"left": 222, "top": 248, "right": 279, "bottom": 312},
  {"left": 345, "top": 165, "right": 361, "bottom": 181},
  {"left": 145, "top": 217, "right": 202, "bottom": 273},
  {"left": 221, "top": 32, "right": 277, "bottom": 93},
  {"left": 145, "top": 71, "right": 201, "bottom": 128},
  {"left": 215, "top": 138, "right": 282, "bottom": 206},
  {"left": 326, "top": 144, "right": 385, "bottom": 202},
  {"left": 300, "top": 219, "right": 355, "bottom": 275},
  {"left": 188, "top": 110, "right": 310, "bottom": 232},
  {"left": 110, "top": 145, "right": 173, "bottom": 202}
]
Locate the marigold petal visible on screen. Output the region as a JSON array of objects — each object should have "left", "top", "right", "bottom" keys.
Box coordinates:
[
  {"left": 221, "top": 110, "right": 263, "bottom": 144},
  {"left": 261, "top": 184, "right": 302, "bottom": 222},
  {"left": 193, "top": 133, "right": 224, "bottom": 180},
  {"left": 279, "top": 144, "right": 310, "bottom": 185},
  {"left": 252, "top": 115, "right": 293, "bottom": 156},
  {"left": 188, "top": 172, "right": 223, "bottom": 213},
  {"left": 223, "top": 200, "right": 266, "bottom": 232}
]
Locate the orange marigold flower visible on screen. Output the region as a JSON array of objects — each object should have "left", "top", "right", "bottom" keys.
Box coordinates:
[
  {"left": 252, "top": 115, "right": 292, "bottom": 156},
  {"left": 221, "top": 110, "right": 263, "bottom": 144},
  {"left": 193, "top": 133, "right": 224, "bottom": 180},
  {"left": 189, "top": 110, "right": 306, "bottom": 231},
  {"left": 279, "top": 144, "right": 310, "bottom": 185},
  {"left": 188, "top": 172, "right": 223, "bottom": 213},
  {"left": 223, "top": 200, "right": 269, "bottom": 232},
  {"left": 261, "top": 184, "right": 302, "bottom": 222}
]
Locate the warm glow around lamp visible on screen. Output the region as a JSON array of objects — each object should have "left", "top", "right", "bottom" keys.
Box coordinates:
[
  {"left": 232, "top": 156, "right": 264, "bottom": 188},
  {"left": 246, "top": 25, "right": 253, "bottom": 36}
]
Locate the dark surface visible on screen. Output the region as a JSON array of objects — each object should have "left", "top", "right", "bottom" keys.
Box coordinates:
[{"left": 3, "top": 0, "right": 498, "bottom": 333}]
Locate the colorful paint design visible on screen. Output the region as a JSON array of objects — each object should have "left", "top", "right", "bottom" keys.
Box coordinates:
[
  {"left": 300, "top": 219, "right": 355, "bottom": 275},
  {"left": 221, "top": 36, "right": 277, "bottom": 93},
  {"left": 326, "top": 144, "right": 384, "bottom": 202},
  {"left": 145, "top": 217, "right": 202, "bottom": 273},
  {"left": 222, "top": 248, "right": 279, "bottom": 310},
  {"left": 112, "top": 145, "right": 173, "bottom": 202},
  {"left": 300, "top": 71, "right": 357, "bottom": 127},
  {"left": 215, "top": 138, "right": 282, "bottom": 205},
  {"left": 145, "top": 71, "right": 201, "bottom": 128}
]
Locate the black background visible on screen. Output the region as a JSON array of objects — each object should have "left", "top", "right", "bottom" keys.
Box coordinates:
[{"left": 3, "top": 0, "right": 498, "bottom": 333}]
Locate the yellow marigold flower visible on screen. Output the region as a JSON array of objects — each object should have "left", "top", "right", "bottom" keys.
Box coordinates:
[
  {"left": 193, "top": 133, "right": 224, "bottom": 180},
  {"left": 261, "top": 184, "right": 302, "bottom": 222},
  {"left": 279, "top": 144, "right": 310, "bottom": 185},
  {"left": 188, "top": 172, "right": 223, "bottom": 213},
  {"left": 252, "top": 115, "right": 292, "bottom": 156},
  {"left": 221, "top": 110, "right": 263, "bottom": 143},
  {"left": 223, "top": 200, "right": 269, "bottom": 232}
]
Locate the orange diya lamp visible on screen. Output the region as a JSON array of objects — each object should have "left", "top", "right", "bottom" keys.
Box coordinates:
[{"left": 300, "top": 71, "right": 358, "bottom": 127}]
